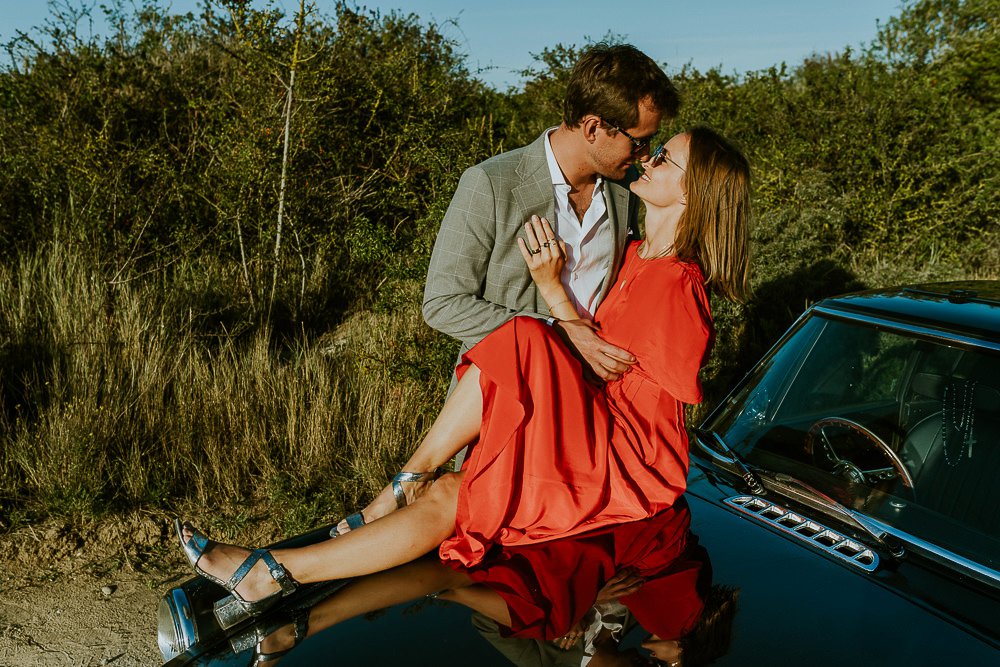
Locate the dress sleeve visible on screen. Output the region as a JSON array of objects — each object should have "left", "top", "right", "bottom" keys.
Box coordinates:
[{"left": 635, "top": 263, "right": 713, "bottom": 404}]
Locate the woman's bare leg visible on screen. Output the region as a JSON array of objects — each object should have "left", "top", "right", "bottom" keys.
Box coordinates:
[
  {"left": 307, "top": 557, "right": 471, "bottom": 632},
  {"left": 332, "top": 365, "right": 483, "bottom": 534},
  {"left": 437, "top": 584, "right": 513, "bottom": 628},
  {"left": 182, "top": 473, "right": 465, "bottom": 602},
  {"left": 256, "top": 557, "right": 476, "bottom": 662}
]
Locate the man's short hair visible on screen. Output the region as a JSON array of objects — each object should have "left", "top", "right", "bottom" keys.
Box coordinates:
[{"left": 563, "top": 43, "right": 680, "bottom": 129}]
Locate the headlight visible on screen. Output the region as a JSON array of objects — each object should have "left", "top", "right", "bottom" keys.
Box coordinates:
[{"left": 158, "top": 587, "right": 198, "bottom": 661}]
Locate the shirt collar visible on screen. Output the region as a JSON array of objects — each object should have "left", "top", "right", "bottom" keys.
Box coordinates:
[{"left": 544, "top": 127, "right": 603, "bottom": 191}]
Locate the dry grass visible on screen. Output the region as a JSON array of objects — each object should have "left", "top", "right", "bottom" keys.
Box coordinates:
[{"left": 0, "top": 242, "right": 451, "bottom": 533}]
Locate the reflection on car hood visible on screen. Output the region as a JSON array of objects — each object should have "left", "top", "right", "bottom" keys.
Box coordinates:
[
  {"left": 684, "top": 469, "right": 1000, "bottom": 663},
  {"left": 161, "top": 478, "right": 1000, "bottom": 666}
]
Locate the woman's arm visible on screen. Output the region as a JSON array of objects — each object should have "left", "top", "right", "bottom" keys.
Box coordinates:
[{"left": 517, "top": 215, "right": 579, "bottom": 321}]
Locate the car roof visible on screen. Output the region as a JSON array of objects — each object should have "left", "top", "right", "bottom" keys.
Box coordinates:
[{"left": 813, "top": 280, "right": 1000, "bottom": 343}]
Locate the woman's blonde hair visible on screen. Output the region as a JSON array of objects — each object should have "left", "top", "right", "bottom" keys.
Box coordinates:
[{"left": 673, "top": 126, "right": 751, "bottom": 303}]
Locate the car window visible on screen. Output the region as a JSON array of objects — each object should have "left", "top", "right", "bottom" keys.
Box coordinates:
[{"left": 708, "top": 315, "right": 1000, "bottom": 569}]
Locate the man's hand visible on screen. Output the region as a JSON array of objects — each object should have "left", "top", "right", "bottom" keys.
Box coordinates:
[
  {"left": 554, "top": 319, "right": 636, "bottom": 382},
  {"left": 596, "top": 568, "right": 645, "bottom": 604}
]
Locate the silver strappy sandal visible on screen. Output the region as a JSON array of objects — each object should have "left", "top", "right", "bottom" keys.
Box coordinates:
[
  {"left": 175, "top": 519, "right": 300, "bottom": 630},
  {"left": 329, "top": 468, "right": 443, "bottom": 538},
  {"left": 229, "top": 608, "right": 309, "bottom": 666}
]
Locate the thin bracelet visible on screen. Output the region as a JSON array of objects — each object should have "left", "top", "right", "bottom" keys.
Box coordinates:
[{"left": 547, "top": 298, "right": 571, "bottom": 310}]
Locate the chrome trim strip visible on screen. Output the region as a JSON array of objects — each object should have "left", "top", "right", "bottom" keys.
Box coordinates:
[
  {"left": 812, "top": 305, "right": 1000, "bottom": 352},
  {"left": 695, "top": 438, "right": 736, "bottom": 467},
  {"left": 724, "top": 495, "right": 879, "bottom": 572},
  {"left": 834, "top": 511, "right": 1000, "bottom": 589}
]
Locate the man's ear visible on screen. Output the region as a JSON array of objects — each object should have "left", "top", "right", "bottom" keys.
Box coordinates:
[{"left": 580, "top": 115, "right": 602, "bottom": 144}]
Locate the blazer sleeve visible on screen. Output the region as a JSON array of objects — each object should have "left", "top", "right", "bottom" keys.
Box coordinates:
[{"left": 423, "top": 165, "right": 539, "bottom": 349}]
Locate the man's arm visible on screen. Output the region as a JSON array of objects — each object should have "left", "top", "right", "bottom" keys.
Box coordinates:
[
  {"left": 553, "top": 320, "right": 635, "bottom": 382},
  {"left": 423, "top": 165, "right": 540, "bottom": 349}
]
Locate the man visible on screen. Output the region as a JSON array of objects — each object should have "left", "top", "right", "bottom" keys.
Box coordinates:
[{"left": 423, "top": 43, "right": 680, "bottom": 385}]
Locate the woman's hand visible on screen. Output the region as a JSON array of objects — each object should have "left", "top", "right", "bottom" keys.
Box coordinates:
[
  {"left": 553, "top": 610, "right": 592, "bottom": 651},
  {"left": 517, "top": 215, "right": 566, "bottom": 291}
]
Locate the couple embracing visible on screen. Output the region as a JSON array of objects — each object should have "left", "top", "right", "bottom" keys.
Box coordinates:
[{"left": 177, "top": 43, "right": 750, "bottom": 657}]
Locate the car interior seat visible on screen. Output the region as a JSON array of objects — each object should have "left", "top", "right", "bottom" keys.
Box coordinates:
[{"left": 901, "top": 358, "right": 1000, "bottom": 535}]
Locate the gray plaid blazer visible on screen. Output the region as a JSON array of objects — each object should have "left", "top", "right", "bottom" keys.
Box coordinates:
[{"left": 423, "top": 131, "right": 639, "bottom": 354}]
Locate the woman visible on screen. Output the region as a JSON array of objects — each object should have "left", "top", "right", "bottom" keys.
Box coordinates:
[{"left": 177, "top": 126, "right": 751, "bottom": 629}]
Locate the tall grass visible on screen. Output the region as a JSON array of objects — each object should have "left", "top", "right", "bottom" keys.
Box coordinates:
[{"left": 0, "top": 241, "right": 452, "bottom": 531}]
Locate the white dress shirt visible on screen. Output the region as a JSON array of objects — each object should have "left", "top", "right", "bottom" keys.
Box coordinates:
[{"left": 544, "top": 129, "right": 615, "bottom": 319}]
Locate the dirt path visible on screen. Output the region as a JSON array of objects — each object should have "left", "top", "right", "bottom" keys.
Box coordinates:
[{"left": 0, "top": 515, "right": 190, "bottom": 666}]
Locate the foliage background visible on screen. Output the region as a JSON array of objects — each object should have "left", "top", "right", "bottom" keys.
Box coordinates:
[{"left": 0, "top": 0, "right": 997, "bottom": 531}]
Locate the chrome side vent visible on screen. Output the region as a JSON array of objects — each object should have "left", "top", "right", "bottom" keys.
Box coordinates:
[{"left": 724, "top": 495, "right": 879, "bottom": 572}]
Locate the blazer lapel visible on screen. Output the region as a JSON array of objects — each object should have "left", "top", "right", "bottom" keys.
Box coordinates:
[
  {"left": 606, "top": 180, "right": 632, "bottom": 245},
  {"left": 509, "top": 132, "right": 635, "bottom": 308},
  {"left": 512, "top": 133, "right": 557, "bottom": 229},
  {"left": 600, "top": 179, "right": 634, "bottom": 302}
]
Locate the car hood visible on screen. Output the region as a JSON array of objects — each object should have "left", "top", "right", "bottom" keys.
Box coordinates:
[
  {"left": 161, "top": 472, "right": 1000, "bottom": 667},
  {"left": 683, "top": 467, "right": 1000, "bottom": 664}
]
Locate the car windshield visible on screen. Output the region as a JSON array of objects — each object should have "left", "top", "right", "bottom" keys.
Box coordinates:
[{"left": 705, "top": 313, "right": 1000, "bottom": 571}]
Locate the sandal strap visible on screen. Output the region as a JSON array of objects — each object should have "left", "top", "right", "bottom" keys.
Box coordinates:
[
  {"left": 391, "top": 468, "right": 443, "bottom": 509},
  {"left": 260, "top": 550, "right": 299, "bottom": 595},
  {"left": 329, "top": 511, "right": 367, "bottom": 538},
  {"left": 177, "top": 520, "right": 211, "bottom": 567},
  {"left": 250, "top": 613, "right": 309, "bottom": 665},
  {"left": 253, "top": 647, "right": 293, "bottom": 664},
  {"left": 226, "top": 549, "right": 297, "bottom": 595}
]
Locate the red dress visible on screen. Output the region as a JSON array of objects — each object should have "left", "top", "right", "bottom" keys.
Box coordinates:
[
  {"left": 462, "top": 501, "right": 708, "bottom": 640},
  {"left": 439, "top": 243, "right": 713, "bottom": 567}
]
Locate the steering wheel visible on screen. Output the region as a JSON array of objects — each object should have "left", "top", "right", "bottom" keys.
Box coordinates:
[{"left": 805, "top": 417, "right": 915, "bottom": 491}]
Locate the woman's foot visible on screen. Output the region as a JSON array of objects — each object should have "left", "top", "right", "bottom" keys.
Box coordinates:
[
  {"left": 331, "top": 469, "right": 442, "bottom": 537},
  {"left": 229, "top": 608, "right": 309, "bottom": 666},
  {"left": 252, "top": 613, "right": 309, "bottom": 666},
  {"left": 254, "top": 622, "right": 297, "bottom": 665},
  {"left": 178, "top": 523, "right": 282, "bottom": 603}
]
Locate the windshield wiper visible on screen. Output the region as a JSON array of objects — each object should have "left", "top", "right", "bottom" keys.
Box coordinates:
[
  {"left": 692, "top": 428, "right": 905, "bottom": 559},
  {"left": 766, "top": 472, "right": 906, "bottom": 559},
  {"left": 693, "top": 428, "right": 766, "bottom": 496}
]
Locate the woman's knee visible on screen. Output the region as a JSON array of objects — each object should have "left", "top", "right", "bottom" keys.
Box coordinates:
[{"left": 420, "top": 471, "right": 463, "bottom": 511}]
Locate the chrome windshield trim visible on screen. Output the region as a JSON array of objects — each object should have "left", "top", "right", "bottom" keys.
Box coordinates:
[
  {"left": 811, "top": 305, "right": 1000, "bottom": 352},
  {"left": 840, "top": 512, "right": 1000, "bottom": 589}
]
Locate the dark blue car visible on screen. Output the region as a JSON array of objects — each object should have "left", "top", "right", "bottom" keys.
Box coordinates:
[{"left": 159, "top": 282, "right": 1000, "bottom": 665}]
